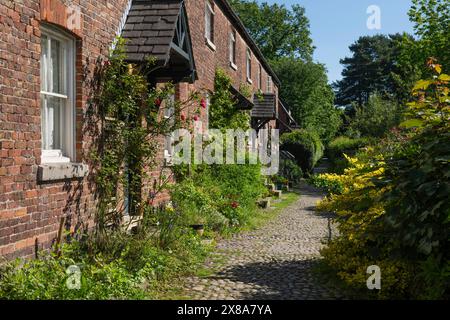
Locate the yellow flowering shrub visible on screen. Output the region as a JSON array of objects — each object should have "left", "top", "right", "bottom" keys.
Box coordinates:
[
  {"left": 316, "top": 150, "right": 415, "bottom": 299},
  {"left": 317, "top": 66, "right": 449, "bottom": 299}
]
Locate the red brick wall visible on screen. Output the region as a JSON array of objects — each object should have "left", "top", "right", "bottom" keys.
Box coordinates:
[
  {"left": 184, "top": 0, "right": 279, "bottom": 112},
  {"left": 0, "top": 0, "right": 279, "bottom": 260},
  {"left": 0, "top": 0, "right": 139, "bottom": 260}
]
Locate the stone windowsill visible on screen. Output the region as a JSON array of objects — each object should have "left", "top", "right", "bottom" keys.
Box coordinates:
[
  {"left": 38, "top": 163, "right": 89, "bottom": 182},
  {"left": 230, "top": 61, "right": 238, "bottom": 71},
  {"left": 205, "top": 37, "right": 216, "bottom": 52}
]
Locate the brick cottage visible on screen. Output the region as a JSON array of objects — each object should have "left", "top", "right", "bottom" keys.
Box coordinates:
[{"left": 0, "top": 0, "right": 297, "bottom": 260}]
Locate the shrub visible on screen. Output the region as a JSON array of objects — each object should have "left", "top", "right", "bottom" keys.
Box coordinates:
[
  {"left": 326, "top": 136, "right": 369, "bottom": 172},
  {"left": 347, "top": 93, "right": 403, "bottom": 138},
  {"left": 380, "top": 65, "right": 450, "bottom": 299},
  {"left": 0, "top": 207, "right": 210, "bottom": 300},
  {"left": 279, "top": 159, "right": 303, "bottom": 183},
  {"left": 171, "top": 69, "right": 266, "bottom": 231},
  {"left": 309, "top": 174, "right": 343, "bottom": 195},
  {"left": 316, "top": 68, "right": 450, "bottom": 299},
  {"left": 171, "top": 163, "right": 265, "bottom": 231},
  {"left": 281, "top": 129, "right": 324, "bottom": 174}
]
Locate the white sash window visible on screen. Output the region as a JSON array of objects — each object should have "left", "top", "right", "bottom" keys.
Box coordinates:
[
  {"left": 205, "top": 1, "right": 216, "bottom": 50},
  {"left": 229, "top": 30, "right": 237, "bottom": 69},
  {"left": 164, "top": 95, "right": 176, "bottom": 163},
  {"left": 267, "top": 75, "right": 273, "bottom": 93},
  {"left": 246, "top": 48, "right": 252, "bottom": 83},
  {"left": 40, "top": 26, "right": 75, "bottom": 164}
]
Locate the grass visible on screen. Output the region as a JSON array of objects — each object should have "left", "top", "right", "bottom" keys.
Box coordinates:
[{"left": 244, "top": 191, "right": 300, "bottom": 231}]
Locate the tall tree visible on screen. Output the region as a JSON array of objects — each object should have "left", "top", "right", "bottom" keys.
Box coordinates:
[
  {"left": 229, "top": 0, "right": 314, "bottom": 61},
  {"left": 230, "top": 0, "right": 341, "bottom": 142},
  {"left": 333, "top": 34, "right": 407, "bottom": 107},
  {"left": 272, "top": 58, "right": 342, "bottom": 143}
]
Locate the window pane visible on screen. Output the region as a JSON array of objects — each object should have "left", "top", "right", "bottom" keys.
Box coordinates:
[
  {"left": 50, "top": 39, "right": 62, "bottom": 94},
  {"left": 247, "top": 50, "right": 251, "bottom": 77},
  {"left": 41, "top": 95, "right": 64, "bottom": 150},
  {"left": 41, "top": 36, "right": 48, "bottom": 92},
  {"left": 230, "top": 33, "right": 236, "bottom": 63},
  {"left": 205, "top": 9, "right": 211, "bottom": 39}
]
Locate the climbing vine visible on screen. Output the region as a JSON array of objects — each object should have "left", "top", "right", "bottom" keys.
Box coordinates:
[
  {"left": 209, "top": 69, "right": 251, "bottom": 130},
  {"left": 89, "top": 38, "right": 201, "bottom": 235}
]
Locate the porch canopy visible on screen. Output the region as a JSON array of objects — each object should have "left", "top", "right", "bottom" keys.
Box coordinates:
[
  {"left": 251, "top": 93, "right": 277, "bottom": 130},
  {"left": 122, "top": 0, "right": 196, "bottom": 83}
]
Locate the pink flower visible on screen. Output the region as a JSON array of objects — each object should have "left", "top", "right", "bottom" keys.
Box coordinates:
[{"left": 200, "top": 99, "right": 207, "bottom": 109}]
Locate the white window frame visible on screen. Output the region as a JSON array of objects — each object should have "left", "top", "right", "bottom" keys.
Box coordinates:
[
  {"left": 229, "top": 30, "right": 237, "bottom": 70},
  {"left": 267, "top": 75, "right": 273, "bottom": 93},
  {"left": 164, "top": 95, "right": 176, "bottom": 164},
  {"left": 40, "top": 25, "right": 76, "bottom": 164},
  {"left": 205, "top": 94, "right": 210, "bottom": 132},
  {"left": 258, "top": 64, "right": 262, "bottom": 90},
  {"left": 246, "top": 48, "right": 252, "bottom": 84},
  {"left": 205, "top": 1, "right": 216, "bottom": 51}
]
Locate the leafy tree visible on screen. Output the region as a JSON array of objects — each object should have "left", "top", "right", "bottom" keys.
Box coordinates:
[
  {"left": 405, "top": 0, "right": 450, "bottom": 74},
  {"left": 229, "top": 0, "right": 314, "bottom": 61},
  {"left": 347, "top": 93, "right": 403, "bottom": 138},
  {"left": 230, "top": 0, "right": 341, "bottom": 143},
  {"left": 334, "top": 34, "right": 408, "bottom": 107},
  {"left": 392, "top": 0, "right": 450, "bottom": 106},
  {"left": 272, "top": 58, "right": 342, "bottom": 142}
]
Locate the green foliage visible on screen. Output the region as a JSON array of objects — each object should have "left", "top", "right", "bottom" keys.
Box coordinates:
[
  {"left": 172, "top": 163, "right": 265, "bottom": 231},
  {"left": 0, "top": 227, "right": 209, "bottom": 300},
  {"left": 279, "top": 159, "right": 303, "bottom": 183},
  {"left": 209, "top": 69, "right": 251, "bottom": 130},
  {"left": 405, "top": 0, "right": 450, "bottom": 75},
  {"left": 281, "top": 129, "right": 324, "bottom": 174},
  {"left": 309, "top": 175, "right": 343, "bottom": 195},
  {"left": 272, "top": 58, "right": 342, "bottom": 143},
  {"left": 88, "top": 38, "right": 198, "bottom": 230},
  {"left": 347, "top": 94, "right": 403, "bottom": 138},
  {"left": 334, "top": 34, "right": 409, "bottom": 107},
  {"left": 229, "top": 0, "right": 314, "bottom": 61},
  {"left": 317, "top": 69, "right": 450, "bottom": 299},
  {"left": 326, "top": 136, "right": 369, "bottom": 173},
  {"left": 381, "top": 68, "right": 450, "bottom": 297}
]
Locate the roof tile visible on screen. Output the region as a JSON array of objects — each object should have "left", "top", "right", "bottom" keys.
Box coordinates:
[{"left": 122, "top": 0, "right": 182, "bottom": 62}]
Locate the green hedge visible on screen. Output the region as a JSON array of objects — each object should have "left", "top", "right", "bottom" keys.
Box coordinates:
[
  {"left": 281, "top": 129, "right": 324, "bottom": 174},
  {"left": 326, "top": 136, "right": 369, "bottom": 172}
]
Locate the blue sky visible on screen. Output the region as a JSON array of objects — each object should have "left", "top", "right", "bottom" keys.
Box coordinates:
[{"left": 263, "top": 0, "right": 415, "bottom": 83}]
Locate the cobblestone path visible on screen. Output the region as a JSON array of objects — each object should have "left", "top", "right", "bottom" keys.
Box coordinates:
[{"left": 184, "top": 183, "right": 340, "bottom": 300}]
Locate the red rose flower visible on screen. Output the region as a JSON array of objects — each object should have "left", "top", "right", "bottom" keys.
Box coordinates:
[
  {"left": 193, "top": 115, "right": 199, "bottom": 121},
  {"left": 231, "top": 201, "right": 239, "bottom": 209},
  {"left": 200, "top": 99, "right": 207, "bottom": 109},
  {"left": 104, "top": 60, "right": 111, "bottom": 67},
  {"left": 181, "top": 114, "right": 186, "bottom": 121},
  {"left": 155, "top": 98, "right": 162, "bottom": 107}
]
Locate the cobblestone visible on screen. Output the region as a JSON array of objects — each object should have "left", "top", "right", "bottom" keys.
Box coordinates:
[{"left": 183, "top": 183, "right": 342, "bottom": 300}]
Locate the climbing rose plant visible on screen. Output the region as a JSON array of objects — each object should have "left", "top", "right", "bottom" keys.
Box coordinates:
[{"left": 88, "top": 38, "right": 202, "bottom": 236}]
